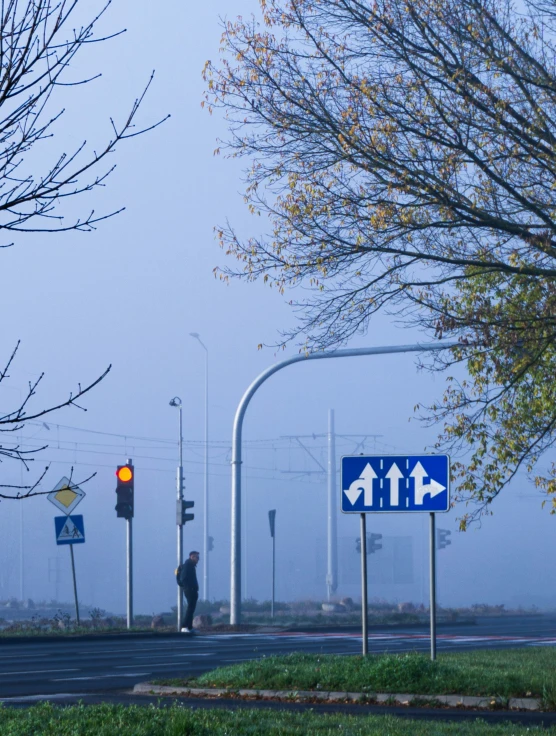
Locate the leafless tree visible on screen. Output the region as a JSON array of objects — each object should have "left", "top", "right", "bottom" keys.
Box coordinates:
[{"left": 0, "top": 0, "right": 166, "bottom": 498}]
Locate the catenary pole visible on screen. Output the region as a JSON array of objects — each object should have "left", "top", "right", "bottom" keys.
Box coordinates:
[{"left": 230, "top": 341, "right": 458, "bottom": 625}]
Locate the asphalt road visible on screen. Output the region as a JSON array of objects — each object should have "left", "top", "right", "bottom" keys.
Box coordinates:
[{"left": 0, "top": 615, "right": 555, "bottom": 700}]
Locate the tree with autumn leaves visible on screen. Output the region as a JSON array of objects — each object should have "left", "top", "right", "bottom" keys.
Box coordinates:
[{"left": 205, "top": 0, "right": 556, "bottom": 526}]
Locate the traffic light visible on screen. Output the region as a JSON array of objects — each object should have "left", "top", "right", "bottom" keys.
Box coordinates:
[
  {"left": 355, "top": 533, "right": 383, "bottom": 555},
  {"left": 437, "top": 528, "right": 451, "bottom": 549},
  {"left": 115, "top": 463, "right": 134, "bottom": 519},
  {"left": 177, "top": 499, "right": 194, "bottom": 526},
  {"left": 208, "top": 535, "right": 214, "bottom": 551},
  {"left": 268, "top": 509, "right": 276, "bottom": 538}
]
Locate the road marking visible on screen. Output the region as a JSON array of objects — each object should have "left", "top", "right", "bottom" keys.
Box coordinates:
[
  {"left": 0, "top": 668, "right": 80, "bottom": 676},
  {"left": 130, "top": 652, "right": 216, "bottom": 660},
  {"left": 115, "top": 663, "right": 191, "bottom": 669},
  {"left": 0, "top": 693, "right": 89, "bottom": 702},
  {"left": 0, "top": 653, "right": 51, "bottom": 660},
  {"left": 52, "top": 672, "right": 150, "bottom": 681}
]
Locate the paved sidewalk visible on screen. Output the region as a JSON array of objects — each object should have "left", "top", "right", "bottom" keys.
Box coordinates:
[{"left": 133, "top": 682, "right": 541, "bottom": 711}]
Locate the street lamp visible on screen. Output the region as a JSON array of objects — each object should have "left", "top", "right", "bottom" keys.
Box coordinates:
[
  {"left": 190, "top": 332, "right": 209, "bottom": 601},
  {"left": 169, "top": 396, "right": 183, "bottom": 632}
]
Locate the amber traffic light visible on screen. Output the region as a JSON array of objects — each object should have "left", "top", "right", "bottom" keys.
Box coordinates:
[
  {"left": 116, "top": 465, "right": 133, "bottom": 483},
  {"left": 116, "top": 463, "right": 134, "bottom": 519}
]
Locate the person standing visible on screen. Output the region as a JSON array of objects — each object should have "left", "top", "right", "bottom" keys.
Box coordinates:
[{"left": 179, "top": 551, "right": 200, "bottom": 633}]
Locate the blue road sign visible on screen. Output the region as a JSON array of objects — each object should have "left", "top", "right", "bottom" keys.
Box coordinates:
[
  {"left": 341, "top": 455, "right": 449, "bottom": 513},
  {"left": 54, "top": 514, "right": 85, "bottom": 545}
]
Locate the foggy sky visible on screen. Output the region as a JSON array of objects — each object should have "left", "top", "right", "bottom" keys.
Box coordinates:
[{"left": 0, "top": 0, "right": 552, "bottom": 616}]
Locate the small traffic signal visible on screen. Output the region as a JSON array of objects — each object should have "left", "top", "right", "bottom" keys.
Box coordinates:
[
  {"left": 355, "top": 533, "right": 383, "bottom": 555},
  {"left": 177, "top": 499, "right": 194, "bottom": 526},
  {"left": 268, "top": 509, "right": 276, "bottom": 538},
  {"left": 437, "top": 528, "right": 452, "bottom": 549},
  {"left": 208, "top": 535, "right": 214, "bottom": 551},
  {"left": 115, "top": 463, "right": 134, "bottom": 519}
]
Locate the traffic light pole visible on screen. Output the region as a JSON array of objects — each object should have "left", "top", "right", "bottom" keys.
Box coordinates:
[
  {"left": 127, "top": 516, "right": 133, "bottom": 628},
  {"left": 360, "top": 514, "right": 368, "bottom": 656},
  {"left": 429, "top": 512, "right": 437, "bottom": 661}
]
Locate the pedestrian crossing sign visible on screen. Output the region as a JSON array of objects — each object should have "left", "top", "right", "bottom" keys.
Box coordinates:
[{"left": 55, "top": 515, "right": 85, "bottom": 545}]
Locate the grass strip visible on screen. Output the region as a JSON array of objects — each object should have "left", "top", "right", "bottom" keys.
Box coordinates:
[
  {"left": 156, "top": 649, "right": 556, "bottom": 701},
  {"left": 0, "top": 702, "right": 553, "bottom": 735}
]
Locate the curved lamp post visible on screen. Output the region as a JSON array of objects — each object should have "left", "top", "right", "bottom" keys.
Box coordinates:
[{"left": 230, "top": 341, "right": 458, "bottom": 624}]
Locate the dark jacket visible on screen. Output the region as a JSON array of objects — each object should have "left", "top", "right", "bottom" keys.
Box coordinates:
[{"left": 181, "top": 558, "right": 199, "bottom": 592}]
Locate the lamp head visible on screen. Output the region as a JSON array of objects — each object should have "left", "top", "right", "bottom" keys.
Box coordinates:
[
  {"left": 189, "top": 332, "right": 200, "bottom": 339},
  {"left": 169, "top": 397, "right": 182, "bottom": 407}
]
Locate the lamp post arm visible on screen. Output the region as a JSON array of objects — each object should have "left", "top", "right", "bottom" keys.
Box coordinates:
[{"left": 230, "top": 341, "right": 458, "bottom": 625}]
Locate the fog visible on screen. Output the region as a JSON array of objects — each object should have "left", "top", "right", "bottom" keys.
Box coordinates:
[{"left": 0, "top": 0, "right": 553, "bottom": 617}]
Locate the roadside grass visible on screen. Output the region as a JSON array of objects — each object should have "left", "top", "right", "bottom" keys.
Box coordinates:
[
  {"left": 0, "top": 702, "right": 553, "bottom": 735},
  {"left": 156, "top": 649, "right": 556, "bottom": 699}
]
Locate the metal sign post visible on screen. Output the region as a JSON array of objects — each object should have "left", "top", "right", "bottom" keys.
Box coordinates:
[
  {"left": 341, "top": 453, "right": 449, "bottom": 662},
  {"left": 360, "top": 514, "right": 368, "bottom": 656},
  {"left": 69, "top": 545, "right": 80, "bottom": 626},
  {"left": 430, "top": 512, "right": 437, "bottom": 661},
  {"left": 268, "top": 510, "right": 276, "bottom": 619}
]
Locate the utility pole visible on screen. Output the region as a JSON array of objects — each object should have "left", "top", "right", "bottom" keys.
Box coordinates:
[
  {"left": 327, "top": 409, "right": 337, "bottom": 601},
  {"left": 280, "top": 425, "right": 381, "bottom": 601}
]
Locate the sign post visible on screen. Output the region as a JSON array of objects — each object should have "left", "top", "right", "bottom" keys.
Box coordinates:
[
  {"left": 268, "top": 510, "right": 276, "bottom": 619},
  {"left": 360, "top": 514, "right": 368, "bottom": 655},
  {"left": 430, "top": 512, "right": 437, "bottom": 661},
  {"left": 48, "top": 478, "right": 86, "bottom": 627},
  {"left": 341, "top": 454, "right": 449, "bottom": 660},
  {"left": 53, "top": 514, "right": 85, "bottom": 625}
]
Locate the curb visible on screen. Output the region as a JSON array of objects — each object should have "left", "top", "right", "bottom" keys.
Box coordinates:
[{"left": 132, "top": 683, "right": 541, "bottom": 711}]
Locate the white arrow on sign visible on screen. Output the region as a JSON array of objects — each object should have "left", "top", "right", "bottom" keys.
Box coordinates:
[
  {"left": 343, "top": 463, "right": 377, "bottom": 506},
  {"left": 410, "top": 461, "right": 446, "bottom": 505},
  {"left": 385, "top": 462, "right": 404, "bottom": 506}
]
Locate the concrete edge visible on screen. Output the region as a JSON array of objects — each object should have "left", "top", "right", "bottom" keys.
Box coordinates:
[{"left": 131, "top": 683, "right": 541, "bottom": 711}]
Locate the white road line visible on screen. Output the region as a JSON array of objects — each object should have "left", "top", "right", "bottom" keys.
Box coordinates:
[
  {"left": 528, "top": 641, "right": 556, "bottom": 646},
  {"left": 52, "top": 672, "right": 150, "bottom": 681},
  {"left": 0, "top": 668, "right": 80, "bottom": 676},
  {"left": 0, "top": 693, "right": 89, "bottom": 702},
  {"left": 115, "top": 663, "right": 191, "bottom": 669},
  {"left": 130, "top": 653, "right": 216, "bottom": 660}
]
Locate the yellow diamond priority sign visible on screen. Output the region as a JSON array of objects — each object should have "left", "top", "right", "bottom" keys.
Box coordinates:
[{"left": 48, "top": 476, "right": 85, "bottom": 515}]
